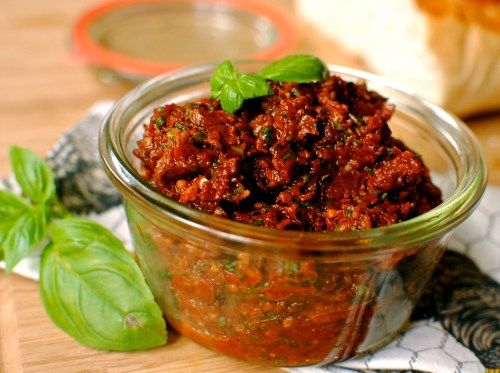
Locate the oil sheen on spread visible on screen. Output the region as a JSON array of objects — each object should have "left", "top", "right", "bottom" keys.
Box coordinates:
[{"left": 132, "top": 75, "right": 443, "bottom": 365}]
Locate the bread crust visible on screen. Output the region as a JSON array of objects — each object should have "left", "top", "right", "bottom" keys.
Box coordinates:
[{"left": 416, "top": 0, "right": 500, "bottom": 32}]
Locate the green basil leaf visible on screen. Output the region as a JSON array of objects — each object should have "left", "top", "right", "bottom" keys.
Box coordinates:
[
  {"left": 0, "top": 190, "right": 32, "bottom": 264},
  {"left": 219, "top": 84, "right": 244, "bottom": 114},
  {"left": 238, "top": 73, "right": 271, "bottom": 98},
  {"left": 210, "top": 61, "right": 271, "bottom": 113},
  {"left": 2, "top": 203, "right": 49, "bottom": 272},
  {"left": 0, "top": 190, "right": 30, "bottom": 243},
  {"left": 10, "top": 146, "right": 56, "bottom": 204},
  {"left": 41, "top": 217, "right": 167, "bottom": 351},
  {"left": 258, "top": 54, "right": 328, "bottom": 83},
  {"left": 210, "top": 60, "right": 237, "bottom": 100}
]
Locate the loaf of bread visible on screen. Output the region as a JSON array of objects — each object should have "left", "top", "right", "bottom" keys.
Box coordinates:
[{"left": 296, "top": 0, "right": 500, "bottom": 116}]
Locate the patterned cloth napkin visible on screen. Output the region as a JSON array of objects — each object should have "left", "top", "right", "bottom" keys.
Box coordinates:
[{"left": 1, "top": 103, "right": 498, "bottom": 373}]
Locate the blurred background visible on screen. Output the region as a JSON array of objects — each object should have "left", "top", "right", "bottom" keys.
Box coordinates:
[{"left": 0, "top": 0, "right": 499, "bottom": 182}]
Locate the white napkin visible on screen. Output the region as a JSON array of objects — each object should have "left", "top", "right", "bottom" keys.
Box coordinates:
[{"left": 2, "top": 103, "right": 498, "bottom": 373}]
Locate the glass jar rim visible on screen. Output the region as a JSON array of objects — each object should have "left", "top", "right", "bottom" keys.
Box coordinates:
[
  {"left": 99, "top": 62, "right": 487, "bottom": 252},
  {"left": 72, "top": 0, "right": 299, "bottom": 78}
]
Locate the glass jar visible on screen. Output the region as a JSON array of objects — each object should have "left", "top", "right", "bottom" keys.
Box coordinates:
[
  {"left": 99, "top": 62, "right": 486, "bottom": 366},
  {"left": 72, "top": 0, "right": 298, "bottom": 82}
]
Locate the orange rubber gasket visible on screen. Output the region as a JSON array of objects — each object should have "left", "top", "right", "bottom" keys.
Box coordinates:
[{"left": 72, "top": 0, "right": 299, "bottom": 77}]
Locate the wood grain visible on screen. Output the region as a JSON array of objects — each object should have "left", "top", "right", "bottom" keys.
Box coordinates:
[
  {"left": 0, "top": 0, "right": 499, "bottom": 372},
  {"left": 0, "top": 273, "right": 23, "bottom": 373},
  {"left": 0, "top": 272, "right": 282, "bottom": 373}
]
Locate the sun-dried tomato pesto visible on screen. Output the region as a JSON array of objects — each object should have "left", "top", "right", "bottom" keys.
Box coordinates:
[
  {"left": 131, "top": 74, "right": 445, "bottom": 365},
  {"left": 134, "top": 75, "right": 442, "bottom": 231}
]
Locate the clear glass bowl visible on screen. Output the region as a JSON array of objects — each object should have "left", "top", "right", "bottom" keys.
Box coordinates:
[{"left": 99, "top": 62, "right": 486, "bottom": 366}]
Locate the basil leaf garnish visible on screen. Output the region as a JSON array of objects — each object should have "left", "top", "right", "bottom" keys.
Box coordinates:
[
  {"left": 2, "top": 147, "right": 168, "bottom": 351},
  {"left": 2, "top": 202, "right": 49, "bottom": 272},
  {"left": 258, "top": 54, "right": 328, "bottom": 83},
  {"left": 210, "top": 54, "right": 328, "bottom": 113},
  {"left": 210, "top": 61, "right": 270, "bottom": 113},
  {"left": 0, "top": 190, "right": 30, "bottom": 240},
  {"left": 9, "top": 146, "right": 56, "bottom": 204},
  {"left": 40, "top": 218, "right": 167, "bottom": 351},
  {"left": 0, "top": 190, "right": 32, "bottom": 263},
  {"left": 238, "top": 73, "right": 272, "bottom": 98}
]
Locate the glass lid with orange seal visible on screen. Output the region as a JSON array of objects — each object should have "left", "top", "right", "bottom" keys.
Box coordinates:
[{"left": 71, "top": 0, "right": 299, "bottom": 82}]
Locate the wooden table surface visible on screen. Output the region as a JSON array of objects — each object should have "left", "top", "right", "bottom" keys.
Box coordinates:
[{"left": 0, "top": 1, "right": 499, "bottom": 372}]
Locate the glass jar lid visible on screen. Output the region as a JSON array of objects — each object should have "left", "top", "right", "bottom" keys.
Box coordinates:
[{"left": 72, "top": 0, "right": 299, "bottom": 81}]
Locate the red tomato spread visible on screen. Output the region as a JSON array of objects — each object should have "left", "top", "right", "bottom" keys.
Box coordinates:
[
  {"left": 134, "top": 76, "right": 441, "bottom": 231},
  {"left": 133, "top": 75, "right": 443, "bottom": 365}
]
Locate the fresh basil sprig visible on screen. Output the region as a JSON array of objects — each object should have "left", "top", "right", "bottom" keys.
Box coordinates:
[
  {"left": 0, "top": 147, "right": 54, "bottom": 271},
  {"left": 41, "top": 218, "right": 166, "bottom": 351},
  {"left": 210, "top": 54, "right": 328, "bottom": 113},
  {"left": 0, "top": 147, "right": 167, "bottom": 351},
  {"left": 210, "top": 61, "right": 271, "bottom": 113}
]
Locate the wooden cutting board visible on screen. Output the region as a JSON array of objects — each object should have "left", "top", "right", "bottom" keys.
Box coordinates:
[{"left": 0, "top": 272, "right": 283, "bottom": 373}]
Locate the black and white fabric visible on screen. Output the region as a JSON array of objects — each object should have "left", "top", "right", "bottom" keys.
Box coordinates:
[{"left": 1, "top": 103, "right": 498, "bottom": 373}]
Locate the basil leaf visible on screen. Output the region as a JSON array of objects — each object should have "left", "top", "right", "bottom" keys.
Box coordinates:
[
  {"left": 219, "top": 83, "right": 244, "bottom": 114},
  {"left": 10, "top": 146, "right": 56, "bottom": 204},
  {"left": 238, "top": 73, "right": 271, "bottom": 98},
  {"left": 41, "top": 217, "right": 167, "bottom": 351},
  {"left": 210, "top": 60, "right": 236, "bottom": 100},
  {"left": 258, "top": 54, "right": 328, "bottom": 83},
  {"left": 2, "top": 202, "right": 49, "bottom": 272},
  {"left": 0, "top": 190, "right": 30, "bottom": 243},
  {"left": 211, "top": 61, "right": 270, "bottom": 113},
  {"left": 0, "top": 191, "right": 24, "bottom": 261}
]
